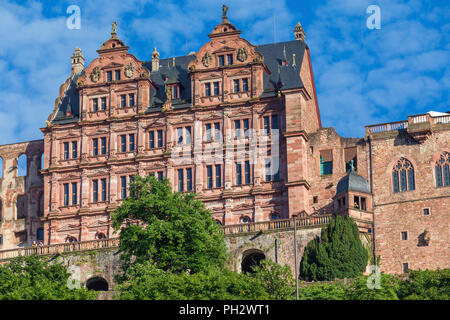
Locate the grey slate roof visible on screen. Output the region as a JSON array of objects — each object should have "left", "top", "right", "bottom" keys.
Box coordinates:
[
  {"left": 336, "top": 171, "right": 371, "bottom": 195},
  {"left": 51, "top": 40, "right": 307, "bottom": 123}
]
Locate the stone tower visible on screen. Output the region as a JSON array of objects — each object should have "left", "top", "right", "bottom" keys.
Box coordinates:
[{"left": 71, "top": 47, "right": 85, "bottom": 74}]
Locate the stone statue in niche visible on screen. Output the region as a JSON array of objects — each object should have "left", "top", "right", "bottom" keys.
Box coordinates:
[
  {"left": 90, "top": 67, "right": 100, "bottom": 82},
  {"left": 237, "top": 47, "right": 248, "bottom": 62},
  {"left": 202, "top": 52, "right": 212, "bottom": 67},
  {"left": 125, "top": 62, "right": 135, "bottom": 78}
]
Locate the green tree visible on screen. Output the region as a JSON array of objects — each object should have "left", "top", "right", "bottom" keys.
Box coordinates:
[
  {"left": 346, "top": 274, "right": 399, "bottom": 300},
  {"left": 396, "top": 269, "right": 450, "bottom": 300},
  {"left": 300, "top": 216, "right": 368, "bottom": 281},
  {"left": 112, "top": 175, "right": 228, "bottom": 275},
  {"left": 0, "top": 255, "right": 96, "bottom": 300},
  {"left": 115, "top": 261, "right": 268, "bottom": 300},
  {"left": 298, "top": 282, "right": 347, "bottom": 300},
  {"left": 251, "top": 260, "right": 296, "bottom": 300}
]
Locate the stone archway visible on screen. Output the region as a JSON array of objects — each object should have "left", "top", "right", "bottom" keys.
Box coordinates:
[
  {"left": 86, "top": 276, "right": 109, "bottom": 291},
  {"left": 241, "top": 249, "right": 266, "bottom": 274}
]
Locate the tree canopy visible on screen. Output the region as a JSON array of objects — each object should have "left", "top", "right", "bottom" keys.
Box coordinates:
[
  {"left": 112, "top": 174, "right": 228, "bottom": 274},
  {"left": 300, "top": 215, "right": 369, "bottom": 281},
  {"left": 0, "top": 255, "right": 96, "bottom": 300}
]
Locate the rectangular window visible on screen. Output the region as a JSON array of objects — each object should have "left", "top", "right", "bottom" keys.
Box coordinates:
[
  {"left": 93, "top": 138, "right": 99, "bottom": 156},
  {"left": 205, "top": 124, "right": 212, "bottom": 142},
  {"left": 101, "top": 97, "right": 107, "bottom": 110},
  {"left": 72, "top": 141, "right": 77, "bottom": 158},
  {"left": 215, "top": 165, "right": 222, "bottom": 188},
  {"left": 64, "top": 142, "right": 69, "bottom": 160},
  {"left": 149, "top": 131, "right": 155, "bottom": 149},
  {"left": 236, "top": 163, "right": 242, "bottom": 186},
  {"left": 101, "top": 178, "right": 107, "bottom": 201},
  {"left": 93, "top": 179, "right": 98, "bottom": 203},
  {"left": 186, "top": 168, "right": 193, "bottom": 191},
  {"left": 71, "top": 182, "right": 77, "bottom": 205},
  {"left": 177, "top": 127, "right": 183, "bottom": 145},
  {"left": 423, "top": 208, "right": 430, "bottom": 216},
  {"left": 157, "top": 130, "right": 163, "bottom": 148},
  {"left": 271, "top": 115, "right": 279, "bottom": 130},
  {"left": 63, "top": 183, "right": 69, "bottom": 206},
  {"left": 214, "top": 123, "right": 221, "bottom": 141},
  {"left": 264, "top": 116, "right": 270, "bottom": 135},
  {"left": 361, "top": 197, "right": 367, "bottom": 211},
  {"left": 121, "top": 176, "right": 127, "bottom": 199},
  {"left": 234, "top": 120, "right": 241, "bottom": 138},
  {"left": 129, "top": 134, "right": 135, "bottom": 151},
  {"left": 115, "top": 70, "right": 121, "bottom": 81},
  {"left": 227, "top": 54, "right": 233, "bottom": 65},
  {"left": 233, "top": 79, "right": 240, "bottom": 93},
  {"left": 178, "top": 169, "right": 184, "bottom": 192},
  {"left": 93, "top": 98, "right": 98, "bottom": 112},
  {"left": 120, "top": 135, "right": 126, "bottom": 152},
  {"left": 320, "top": 150, "right": 333, "bottom": 175},
  {"left": 121, "top": 95, "right": 126, "bottom": 108},
  {"left": 185, "top": 127, "right": 192, "bottom": 144},
  {"left": 205, "top": 83, "right": 211, "bottom": 96},
  {"left": 129, "top": 93, "right": 135, "bottom": 107},
  {"left": 245, "top": 161, "right": 251, "bottom": 185},
  {"left": 207, "top": 165, "right": 213, "bottom": 189},
  {"left": 213, "top": 82, "right": 220, "bottom": 95},
  {"left": 242, "top": 78, "right": 248, "bottom": 92},
  {"left": 243, "top": 119, "right": 249, "bottom": 137},
  {"left": 101, "top": 137, "right": 107, "bottom": 155},
  {"left": 265, "top": 159, "right": 271, "bottom": 182},
  {"left": 219, "top": 55, "right": 225, "bottom": 66},
  {"left": 157, "top": 171, "right": 164, "bottom": 181},
  {"left": 107, "top": 71, "right": 112, "bottom": 82},
  {"left": 403, "top": 263, "right": 409, "bottom": 274},
  {"left": 401, "top": 232, "right": 408, "bottom": 240},
  {"left": 0, "top": 234, "right": 2, "bottom": 245}
]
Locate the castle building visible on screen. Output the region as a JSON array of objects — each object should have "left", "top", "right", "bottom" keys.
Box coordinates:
[{"left": 0, "top": 9, "right": 448, "bottom": 274}]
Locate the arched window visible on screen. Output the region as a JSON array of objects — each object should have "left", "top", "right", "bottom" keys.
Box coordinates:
[
  {"left": 435, "top": 152, "right": 450, "bottom": 187},
  {"left": 270, "top": 213, "right": 281, "bottom": 220},
  {"left": 392, "top": 158, "right": 415, "bottom": 193},
  {"left": 66, "top": 236, "right": 77, "bottom": 243},
  {"left": 17, "top": 154, "right": 27, "bottom": 176},
  {"left": 240, "top": 216, "right": 251, "bottom": 223},
  {"left": 96, "top": 232, "right": 106, "bottom": 240}
]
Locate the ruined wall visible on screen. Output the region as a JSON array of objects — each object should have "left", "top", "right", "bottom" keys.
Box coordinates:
[
  {"left": 369, "top": 129, "right": 450, "bottom": 273},
  {"left": 0, "top": 140, "right": 44, "bottom": 249}
]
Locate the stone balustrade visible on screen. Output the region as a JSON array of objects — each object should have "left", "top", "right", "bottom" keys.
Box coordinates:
[{"left": 0, "top": 215, "right": 333, "bottom": 261}]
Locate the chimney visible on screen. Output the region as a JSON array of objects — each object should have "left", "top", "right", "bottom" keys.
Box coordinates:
[
  {"left": 152, "top": 48, "right": 160, "bottom": 72},
  {"left": 71, "top": 47, "right": 85, "bottom": 74},
  {"left": 294, "top": 21, "right": 305, "bottom": 41}
]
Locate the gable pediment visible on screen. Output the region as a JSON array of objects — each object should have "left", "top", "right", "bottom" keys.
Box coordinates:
[{"left": 101, "top": 62, "right": 124, "bottom": 70}]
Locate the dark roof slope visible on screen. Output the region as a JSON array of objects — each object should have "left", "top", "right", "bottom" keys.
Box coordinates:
[
  {"left": 51, "top": 40, "right": 307, "bottom": 121},
  {"left": 336, "top": 171, "right": 371, "bottom": 195}
]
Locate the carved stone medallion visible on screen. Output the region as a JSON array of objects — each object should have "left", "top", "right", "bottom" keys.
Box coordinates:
[
  {"left": 202, "top": 52, "right": 212, "bottom": 67},
  {"left": 125, "top": 62, "right": 135, "bottom": 78},
  {"left": 90, "top": 67, "right": 100, "bottom": 82},
  {"left": 237, "top": 47, "right": 248, "bottom": 62}
]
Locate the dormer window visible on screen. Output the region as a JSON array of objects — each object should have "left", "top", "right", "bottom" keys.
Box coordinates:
[
  {"left": 172, "top": 85, "right": 179, "bottom": 99},
  {"left": 227, "top": 54, "right": 233, "bottom": 65},
  {"left": 107, "top": 71, "right": 112, "bottom": 82},
  {"left": 219, "top": 55, "right": 225, "bottom": 67},
  {"left": 115, "top": 69, "right": 121, "bottom": 81}
]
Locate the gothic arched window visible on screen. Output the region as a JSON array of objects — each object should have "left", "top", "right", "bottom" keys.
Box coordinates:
[
  {"left": 435, "top": 152, "right": 450, "bottom": 187},
  {"left": 392, "top": 158, "right": 415, "bottom": 193}
]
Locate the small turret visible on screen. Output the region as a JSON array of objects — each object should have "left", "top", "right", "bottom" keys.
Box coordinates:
[
  {"left": 294, "top": 21, "right": 305, "bottom": 41},
  {"left": 151, "top": 47, "right": 160, "bottom": 72},
  {"left": 71, "top": 47, "right": 85, "bottom": 74}
]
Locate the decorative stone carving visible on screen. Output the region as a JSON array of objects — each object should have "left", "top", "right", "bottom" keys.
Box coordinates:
[
  {"left": 90, "top": 67, "right": 100, "bottom": 82},
  {"left": 125, "top": 62, "right": 134, "bottom": 78},
  {"left": 202, "top": 52, "right": 212, "bottom": 67},
  {"left": 237, "top": 47, "right": 248, "bottom": 62}
]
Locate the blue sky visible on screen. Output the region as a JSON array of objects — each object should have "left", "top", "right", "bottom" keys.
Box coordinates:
[{"left": 0, "top": 0, "right": 448, "bottom": 144}]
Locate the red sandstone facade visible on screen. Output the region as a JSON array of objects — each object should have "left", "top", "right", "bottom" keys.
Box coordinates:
[{"left": 0, "top": 11, "right": 448, "bottom": 274}]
